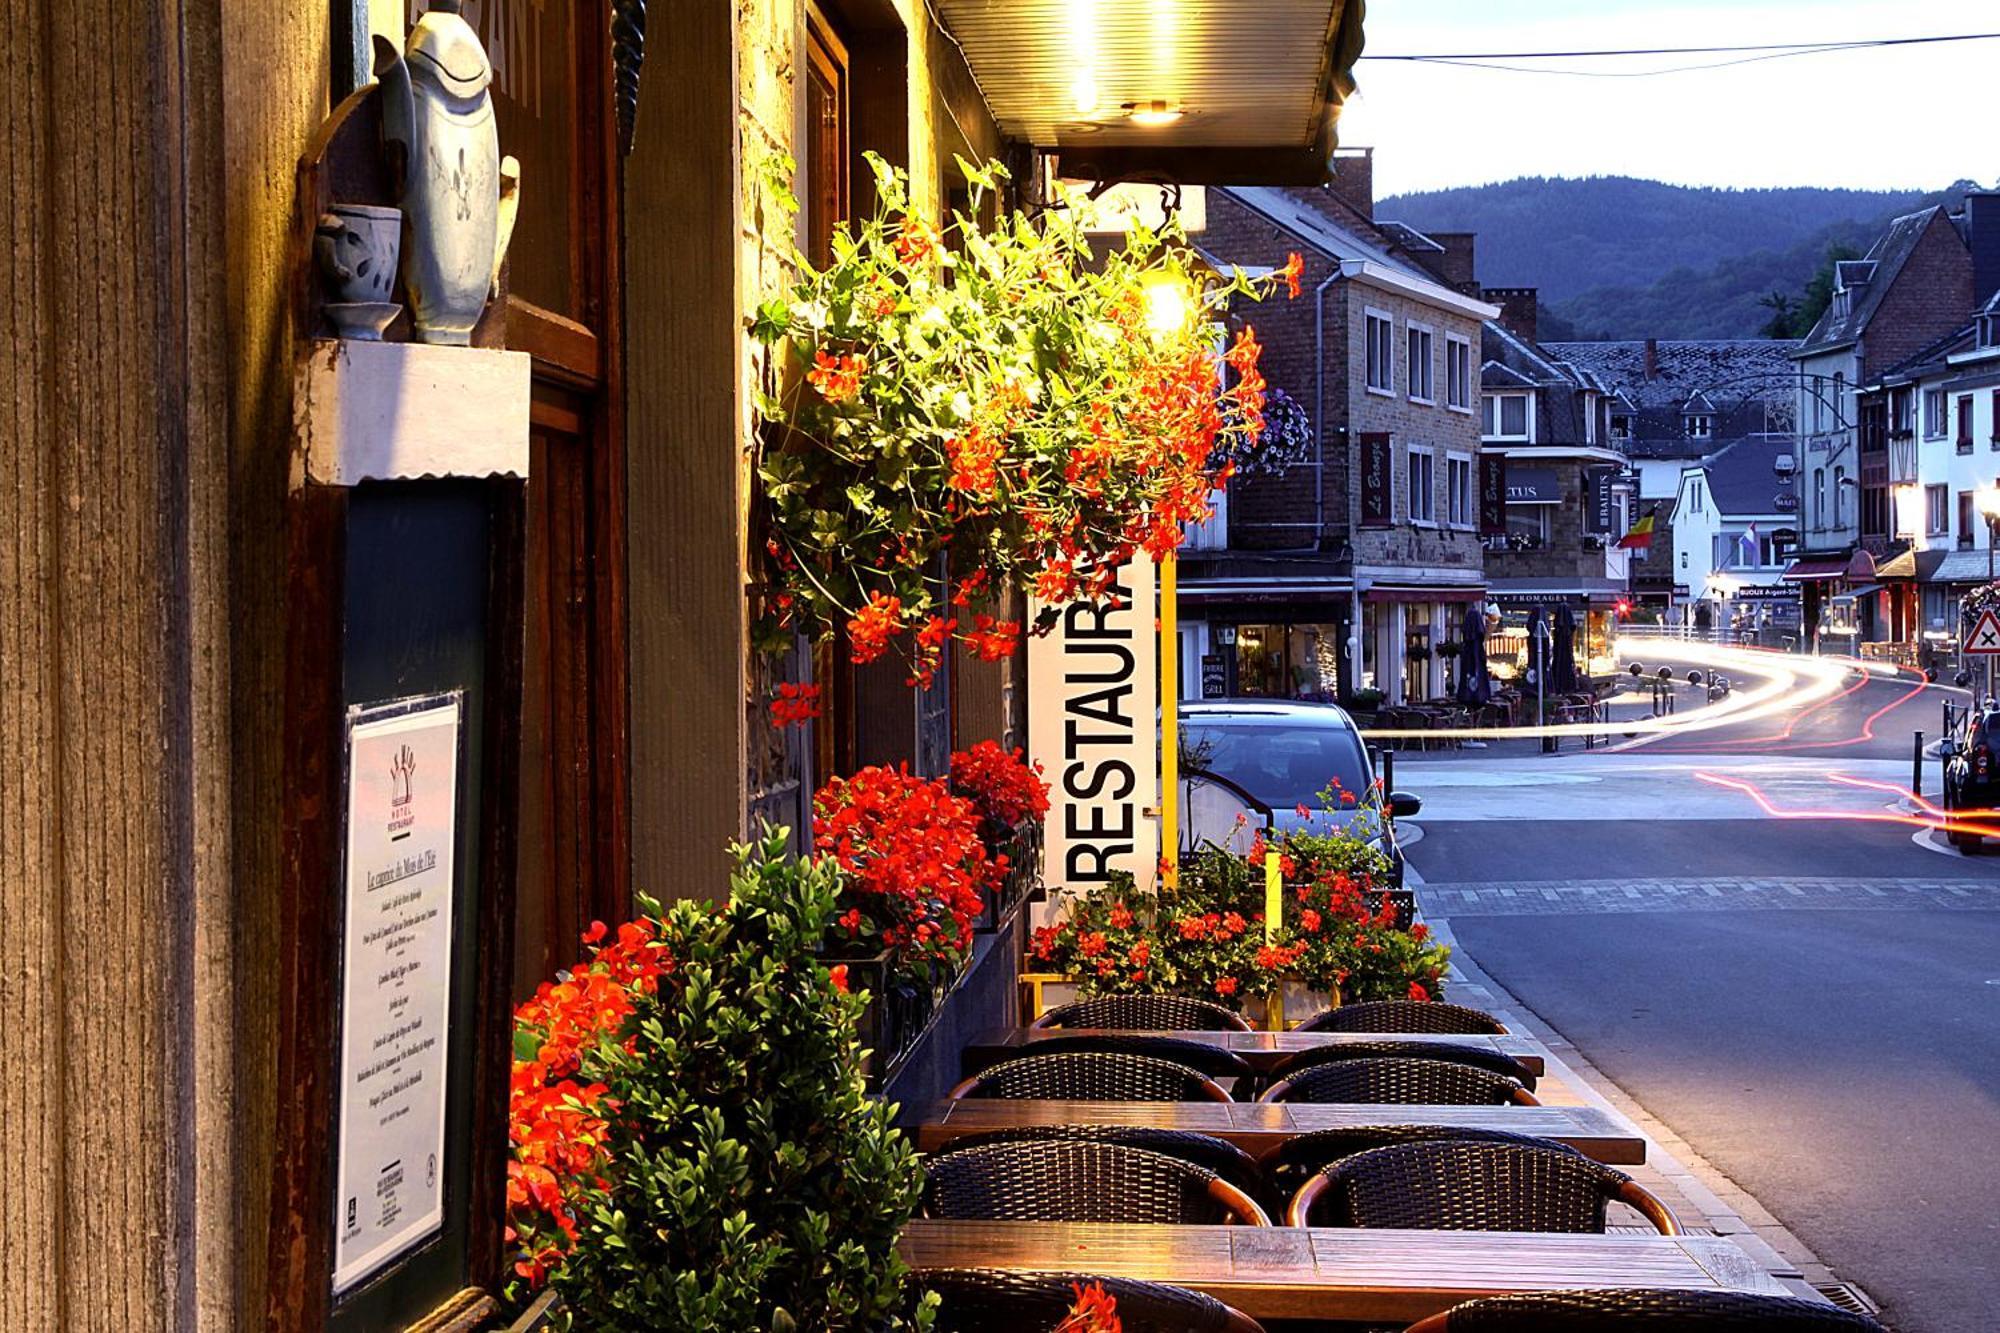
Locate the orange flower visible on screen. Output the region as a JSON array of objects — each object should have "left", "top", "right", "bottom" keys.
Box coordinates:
[
  {"left": 847, "top": 591, "right": 904, "bottom": 665},
  {"left": 1280, "top": 251, "right": 1304, "bottom": 299},
  {"left": 805, "top": 350, "right": 866, "bottom": 403}
]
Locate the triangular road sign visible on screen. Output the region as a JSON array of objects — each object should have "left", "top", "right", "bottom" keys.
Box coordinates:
[{"left": 1966, "top": 607, "right": 2000, "bottom": 655}]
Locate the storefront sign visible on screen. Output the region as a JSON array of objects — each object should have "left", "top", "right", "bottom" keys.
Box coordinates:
[
  {"left": 1506, "top": 467, "right": 1560, "bottom": 504},
  {"left": 1359, "top": 432, "right": 1392, "bottom": 529},
  {"left": 1479, "top": 454, "right": 1507, "bottom": 535},
  {"left": 1028, "top": 557, "right": 1158, "bottom": 897},
  {"left": 1586, "top": 467, "right": 1617, "bottom": 534},
  {"left": 333, "top": 693, "right": 462, "bottom": 1295},
  {"left": 1200, "top": 653, "right": 1226, "bottom": 698}
]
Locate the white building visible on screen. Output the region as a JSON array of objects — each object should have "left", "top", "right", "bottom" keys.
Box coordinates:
[{"left": 1670, "top": 436, "right": 1797, "bottom": 639}]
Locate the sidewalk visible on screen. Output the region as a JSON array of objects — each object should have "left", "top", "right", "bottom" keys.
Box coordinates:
[{"left": 1418, "top": 911, "right": 1888, "bottom": 1326}]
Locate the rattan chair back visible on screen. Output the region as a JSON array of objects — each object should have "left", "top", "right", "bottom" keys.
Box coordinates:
[
  {"left": 1033, "top": 994, "right": 1254, "bottom": 1032},
  {"left": 922, "top": 1141, "right": 1270, "bottom": 1225},
  {"left": 1301, "top": 1141, "right": 1642, "bottom": 1232},
  {"left": 950, "top": 1051, "right": 1232, "bottom": 1102},
  {"left": 994, "top": 1032, "right": 1254, "bottom": 1081},
  {"left": 1260, "top": 1125, "right": 1583, "bottom": 1205},
  {"left": 1405, "top": 1286, "right": 1887, "bottom": 1332},
  {"left": 1266, "top": 1038, "right": 1536, "bottom": 1090},
  {"left": 1261, "top": 1056, "right": 1531, "bottom": 1106},
  {"left": 941, "top": 1124, "right": 1265, "bottom": 1204},
  {"left": 1298, "top": 1000, "right": 1508, "bottom": 1035},
  {"left": 920, "top": 1268, "right": 1266, "bottom": 1333}
]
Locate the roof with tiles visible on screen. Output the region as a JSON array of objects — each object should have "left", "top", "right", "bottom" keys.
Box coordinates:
[
  {"left": 1794, "top": 206, "right": 1953, "bottom": 356},
  {"left": 1219, "top": 186, "right": 1458, "bottom": 296},
  {"left": 1541, "top": 339, "right": 1802, "bottom": 409},
  {"left": 1686, "top": 435, "right": 1796, "bottom": 517}
]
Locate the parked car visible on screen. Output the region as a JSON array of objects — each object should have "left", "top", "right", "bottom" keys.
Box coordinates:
[
  {"left": 1175, "top": 699, "right": 1420, "bottom": 885},
  {"left": 1941, "top": 703, "right": 2000, "bottom": 848}
]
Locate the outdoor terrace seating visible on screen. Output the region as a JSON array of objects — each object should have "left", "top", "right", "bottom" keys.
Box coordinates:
[
  {"left": 1286, "top": 1139, "right": 1680, "bottom": 1233},
  {"left": 1263, "top": 1037, "right": 1538, "bottom": 1092},
  {"left": 922, "top": 1140, "right": 1272, "bottom": 1226},
  {"left": 1259, "top": 1124, "right": 1585, "bottom": 1205},
  {"left": 1298, "top": 999, "right": 1510, "bottom": 1035},
  {"left": 936, "top": 1124, "right": 1267, "bottom": 1207},
  {"left": 919, "top": 1268, "right": 1265, "bottom": 1333},
  {"left": 1259, "top": 1056, "right": 1539, "bottom": 1106},
  {"left": 949, "top": 1050, "right": 1234, "bottom": 1103},
  {"left": 969, "top": 1031, "right": 1255, "bottom": 1083},
  {"left": 1401, "top": 1287, "right": 1887, "bottom": 1332}
]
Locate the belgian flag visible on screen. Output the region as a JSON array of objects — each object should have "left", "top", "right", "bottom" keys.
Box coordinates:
[{"left": 1616, "top": 510, "right": 1656, "bottom": 550}]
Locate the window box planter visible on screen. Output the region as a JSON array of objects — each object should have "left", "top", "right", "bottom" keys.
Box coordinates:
[
  {"left": 822, "top": 946, "right": 934, "bottom": 1077},
  {"left": 976, "top": 819, "right": 1042, "bottom": 933}
]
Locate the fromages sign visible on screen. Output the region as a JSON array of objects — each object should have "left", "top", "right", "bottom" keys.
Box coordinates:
[{"left": 1028, "top": 555, "right": 1159, "bottom": 903}]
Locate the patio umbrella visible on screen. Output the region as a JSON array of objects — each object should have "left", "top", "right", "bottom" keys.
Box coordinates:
[
  {"left": 1524, "top": 606, "right": 1547, "bottom": 690},
  {"left": 1456, "top": 603, "right": 1491, "bottom": 705},
  {"left": 1551, "top": 605, "right": 1579, "bottom": 693}
]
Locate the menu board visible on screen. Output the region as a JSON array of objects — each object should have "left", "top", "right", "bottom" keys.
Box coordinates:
[{"left": 332, "top": 693, "right": 462, "bottom": 1295}]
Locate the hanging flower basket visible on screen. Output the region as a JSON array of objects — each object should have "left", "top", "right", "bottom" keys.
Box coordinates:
[{"left": 748, "top": 153, "right": 1294, "bottom": 688}]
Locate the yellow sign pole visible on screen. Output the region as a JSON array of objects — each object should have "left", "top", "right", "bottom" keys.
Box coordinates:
[{"left": 1160, "top": 553, "right": 1179, "bottom": 890}]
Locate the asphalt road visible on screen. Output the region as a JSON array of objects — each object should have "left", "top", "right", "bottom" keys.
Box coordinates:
[{"left": 1405, "top": 653, "right": 2000, "bottom": 1333}]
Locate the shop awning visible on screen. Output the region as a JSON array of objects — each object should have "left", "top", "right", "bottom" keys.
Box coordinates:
[
  {"left": 1781, "top": 559, "right": 1847, "bottom": 582},
  {"left": 1505, "top": 468, "right": 1561, "bottom": 504},
  {"left": 1362, "top": 585, "right": 1484, "bottom": 604},
  {"left": 937, "top": 0, "right": 1366, "bottom": 185},
  {"left": 1875, "top": 547, "right": 1919, "bottom": 579}
]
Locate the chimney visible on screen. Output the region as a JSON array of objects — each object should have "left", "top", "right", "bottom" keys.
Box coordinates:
[
  {"left": 1327, "top": 146, "right": 1373, "bottom": 220},
  {"left": 1644, "top": 338, "right": 1659, "bottom": 379},
  {"left": 1428, "top": 232, "right": 1478, "bottom": 291},
  {"left": 1482, "top": 286, "right": 1538, "bottom": 344},
  {"left": 1966, "top": 191, "right": 2000, "bottom": 304}
]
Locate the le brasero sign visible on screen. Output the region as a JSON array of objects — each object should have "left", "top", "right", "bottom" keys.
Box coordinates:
[
  {"left": 1028, "top": 555, "right": 1159, "bottom": 904},
  {"left": 1358, "top": 432, "right": 1392, "bottom": 529}
]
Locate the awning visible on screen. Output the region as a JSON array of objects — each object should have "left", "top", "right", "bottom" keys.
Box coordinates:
[
  {"left": 1781, "top": 559, "right": 1847, "bottom": 582},
  {"left": 937, "top": 0, "right": 1367, "bottom": 186},
  {"left": 1362, "top": 585, "right": 1484, "bottom": 605},
  {"left": 1846, "top": 549, "right": 1879, "bottom": 580},
  {"left": 1832, "top": 584, "right": 1883, "bottom": 602},
  {"left": 1505, "top": 467, "right": 1561, "bottom": 505},
  {"left": 1875, "top": 547, "right": 1919, "bottom": 579}
]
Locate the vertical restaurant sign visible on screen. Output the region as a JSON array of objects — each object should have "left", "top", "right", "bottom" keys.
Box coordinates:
[
  {"left": 1586, "top": 466, "right": 1618, "bottom": 534},
  {"left": 333, "top": 693, "right": 462, "bottom": 1296},
  {"left": 1358, "top": 432, "right": 1392, "bottom": 529},
  {"left": 1479, "top": 453, "right": 1508, "bottom": 536},
  {"left": 1028, "top": 554, "right": 1158, "bottom": 904}
]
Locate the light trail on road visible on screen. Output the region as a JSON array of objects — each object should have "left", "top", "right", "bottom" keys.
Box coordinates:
[
  {"left": 1357, "top": 638, "right": 1855, "bottom": 745},
  {"left": 1692, "top": 769, "right": 2000, "bottom": 839}
]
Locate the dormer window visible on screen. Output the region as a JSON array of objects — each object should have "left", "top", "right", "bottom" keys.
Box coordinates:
[
  {"left": 1685, "top": 414, "right": 1713, "bottom": 440},
  {"left": 1832, "top": 289, "right": 1851, "bottom": 319},
  {"left": 1610, "top": 413, "right": 1633, "bottom": 440},
  {"left": 1981, "top": 313, "right": 2000, "bottom": 349},
  {"left": 1482, "top": 393, "right": 1530, "bottom": 440}
]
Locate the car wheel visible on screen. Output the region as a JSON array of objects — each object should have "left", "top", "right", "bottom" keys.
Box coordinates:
[{"left": 1944, "top": 787, "right": 1979, "bottom": 849}]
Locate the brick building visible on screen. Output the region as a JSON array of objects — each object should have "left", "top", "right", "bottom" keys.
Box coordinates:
[{"left": 1180, "top": 153, "right": 1499, "bottom": 706}]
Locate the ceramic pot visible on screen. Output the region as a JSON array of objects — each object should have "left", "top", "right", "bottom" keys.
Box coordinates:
[{"left": 315, "top": 204, "right": 403, "bottom": 341}]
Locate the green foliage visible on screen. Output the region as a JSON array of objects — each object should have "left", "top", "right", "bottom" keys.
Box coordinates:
[{"left": 548, "top": 829, "right": 927, "bottom": 1333}]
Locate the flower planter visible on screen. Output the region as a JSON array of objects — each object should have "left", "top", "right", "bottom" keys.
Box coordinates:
[
  {"left": 824, "top": 948, "right": 933, "bottom": 1077},
  {"left": 976, "top": 819, "right": 1042, "bottom": 933}
]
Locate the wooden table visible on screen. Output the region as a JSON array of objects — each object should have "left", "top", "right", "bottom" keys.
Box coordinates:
[
  {"left": 965, "top": 1027, "right": 1548, "bottom": 1077},
  {"left": 913, "top": 1100, "right": 1644, "bottom": 1165},
  {"left": 901, "top": 1221, "right": 1788, "bottom": 1322}
]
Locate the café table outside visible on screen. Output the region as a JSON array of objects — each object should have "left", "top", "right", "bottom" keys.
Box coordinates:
[{"left": 961, "top": 1026, "right": 1549, "bottom": 1078}]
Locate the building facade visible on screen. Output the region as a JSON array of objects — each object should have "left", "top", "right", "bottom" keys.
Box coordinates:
[
  {"left": 1668, "top": 437, "right": 1800, "bottom": 642},
  {"left": 1182, "top": 161, "right": 1498, "bottom": 707}
]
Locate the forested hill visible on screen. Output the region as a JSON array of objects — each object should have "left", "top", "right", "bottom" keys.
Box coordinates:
[{"left": 1376, "top": 177, "right": 1939, "bottom": 339}]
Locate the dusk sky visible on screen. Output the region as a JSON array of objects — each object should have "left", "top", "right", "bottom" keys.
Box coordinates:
[{"left": 1341, "top": 0, "right": 1995, "bottom": 197}]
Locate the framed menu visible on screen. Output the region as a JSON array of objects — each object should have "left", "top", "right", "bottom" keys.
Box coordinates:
[{"left": 331, "top": 692, "right": 464, "bottom": 1295}]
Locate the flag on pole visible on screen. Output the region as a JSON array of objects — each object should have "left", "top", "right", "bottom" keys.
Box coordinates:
[
  {"left": 1737, "top": 522, "right": 1760, "bottom": 566},
  {"left": 1616, "top": 510, "right": 1656, "bottom": 550}
]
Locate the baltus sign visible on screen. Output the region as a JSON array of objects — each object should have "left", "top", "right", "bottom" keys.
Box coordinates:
[{"left": 1028, "top": 556, "right": 1159, "bottom": 901}]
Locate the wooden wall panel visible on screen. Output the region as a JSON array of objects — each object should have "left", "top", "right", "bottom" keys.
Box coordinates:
[
  {"left": 624, "top": 0, "right": 746, "bottom": 899},
  {"left": 0, "top": 0, "right": 241, "bottom": 1328}
]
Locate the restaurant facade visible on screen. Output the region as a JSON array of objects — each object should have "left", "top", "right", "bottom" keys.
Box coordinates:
[{"left": 0, "top": 0, "right": 1365, "bottom": 1328}]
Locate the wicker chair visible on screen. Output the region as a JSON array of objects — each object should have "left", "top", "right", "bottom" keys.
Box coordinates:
[
  {"left": 919, "top": 1268, "right": 1266, "bottom": 1333},
  {"left": 982, "top": 1033, "right": 1254, "bottom": 1083},
  {"left": 1265, "top": 1039, "right": 1537, "bottom": 1092},
  {"left": 937, "top": 1124, "right": 1266, "bottom": 1207},
  {"left": 1297, "top": 1000, "right": 1509, "bottom": 1035},
  {"left": 1289, "top": 1140, "right": 1679, "bottom": 1233},
  {"left": 1400, "top": 1288, "right": 1886, "bottom": 1332},
  {"left": 948, "top": 1051, "right": 1233, "bottom": 1102},
  {"left": 1260, "top": 1056, "right": 1536, "bottom": 1106},
  {"left": 923, "top": 1141, "right": 1271, "bottom": 1226},
  {"left": 1259, "top": 1125, "right": 1584, "bottom": 1207},
  {"left": 1032, "top": 993, "right": 1254, "bottom": 1032}
]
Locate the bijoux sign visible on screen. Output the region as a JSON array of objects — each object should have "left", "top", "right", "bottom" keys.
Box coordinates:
[{"left": 1028, "top": 556, "right": 1159, "bottom": 904}]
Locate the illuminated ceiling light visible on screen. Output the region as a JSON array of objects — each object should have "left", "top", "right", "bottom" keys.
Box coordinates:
[
  {"left": 1125, "top": 100, "right": 1183, "bottom": 127},
  {"left": 1072, "top": 74, "right": 1101, "bottom": 115}
]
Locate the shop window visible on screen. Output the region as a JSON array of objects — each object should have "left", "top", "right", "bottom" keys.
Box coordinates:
[{"left": 1504, "top": 505, "right": 1549, "bottom": 550}]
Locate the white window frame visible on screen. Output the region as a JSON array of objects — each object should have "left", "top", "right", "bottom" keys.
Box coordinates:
[
  {"left": 1445, "top": 451, "right": 1474, "bottom": 529},
  {"left": 1924, "top": 387, "right": 1947, "bottom": 439},
  {"left": 1685, "top": 413, "right": 1713, "bottom": 440},
  {"left": 1364, "top": 307, "right": 1396, "bottom": 396},
  {"left": 1583, "top": 391, "right": 1598, "bottom": 445},
  {"left": 1482, "top": 392, "right": 1531, "bottom": 441},
  {"left": 1927, "top": 483, "right": 1950, "bottom": 536},
  {"left": 1406, "top": 321, "right": 1436, "bottom": 404},
  {"left": 1445, "top": 335, "right": 1472, "bottom": 412},
  {"left": 1407, "top": 444, "right": 1437, "bottom": 526}
]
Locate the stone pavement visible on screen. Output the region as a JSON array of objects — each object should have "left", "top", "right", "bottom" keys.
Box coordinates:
[{"left": 1420, "top": 911, "right": 1885, "bottom": 1322}]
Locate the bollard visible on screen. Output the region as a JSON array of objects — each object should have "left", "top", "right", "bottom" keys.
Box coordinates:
[
  {"left": 1913, "top": 730, "right": 1925, "bottom": 800},
  {"left": 1381, "top": 748, "right": 1395, "bottom": 805}
]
